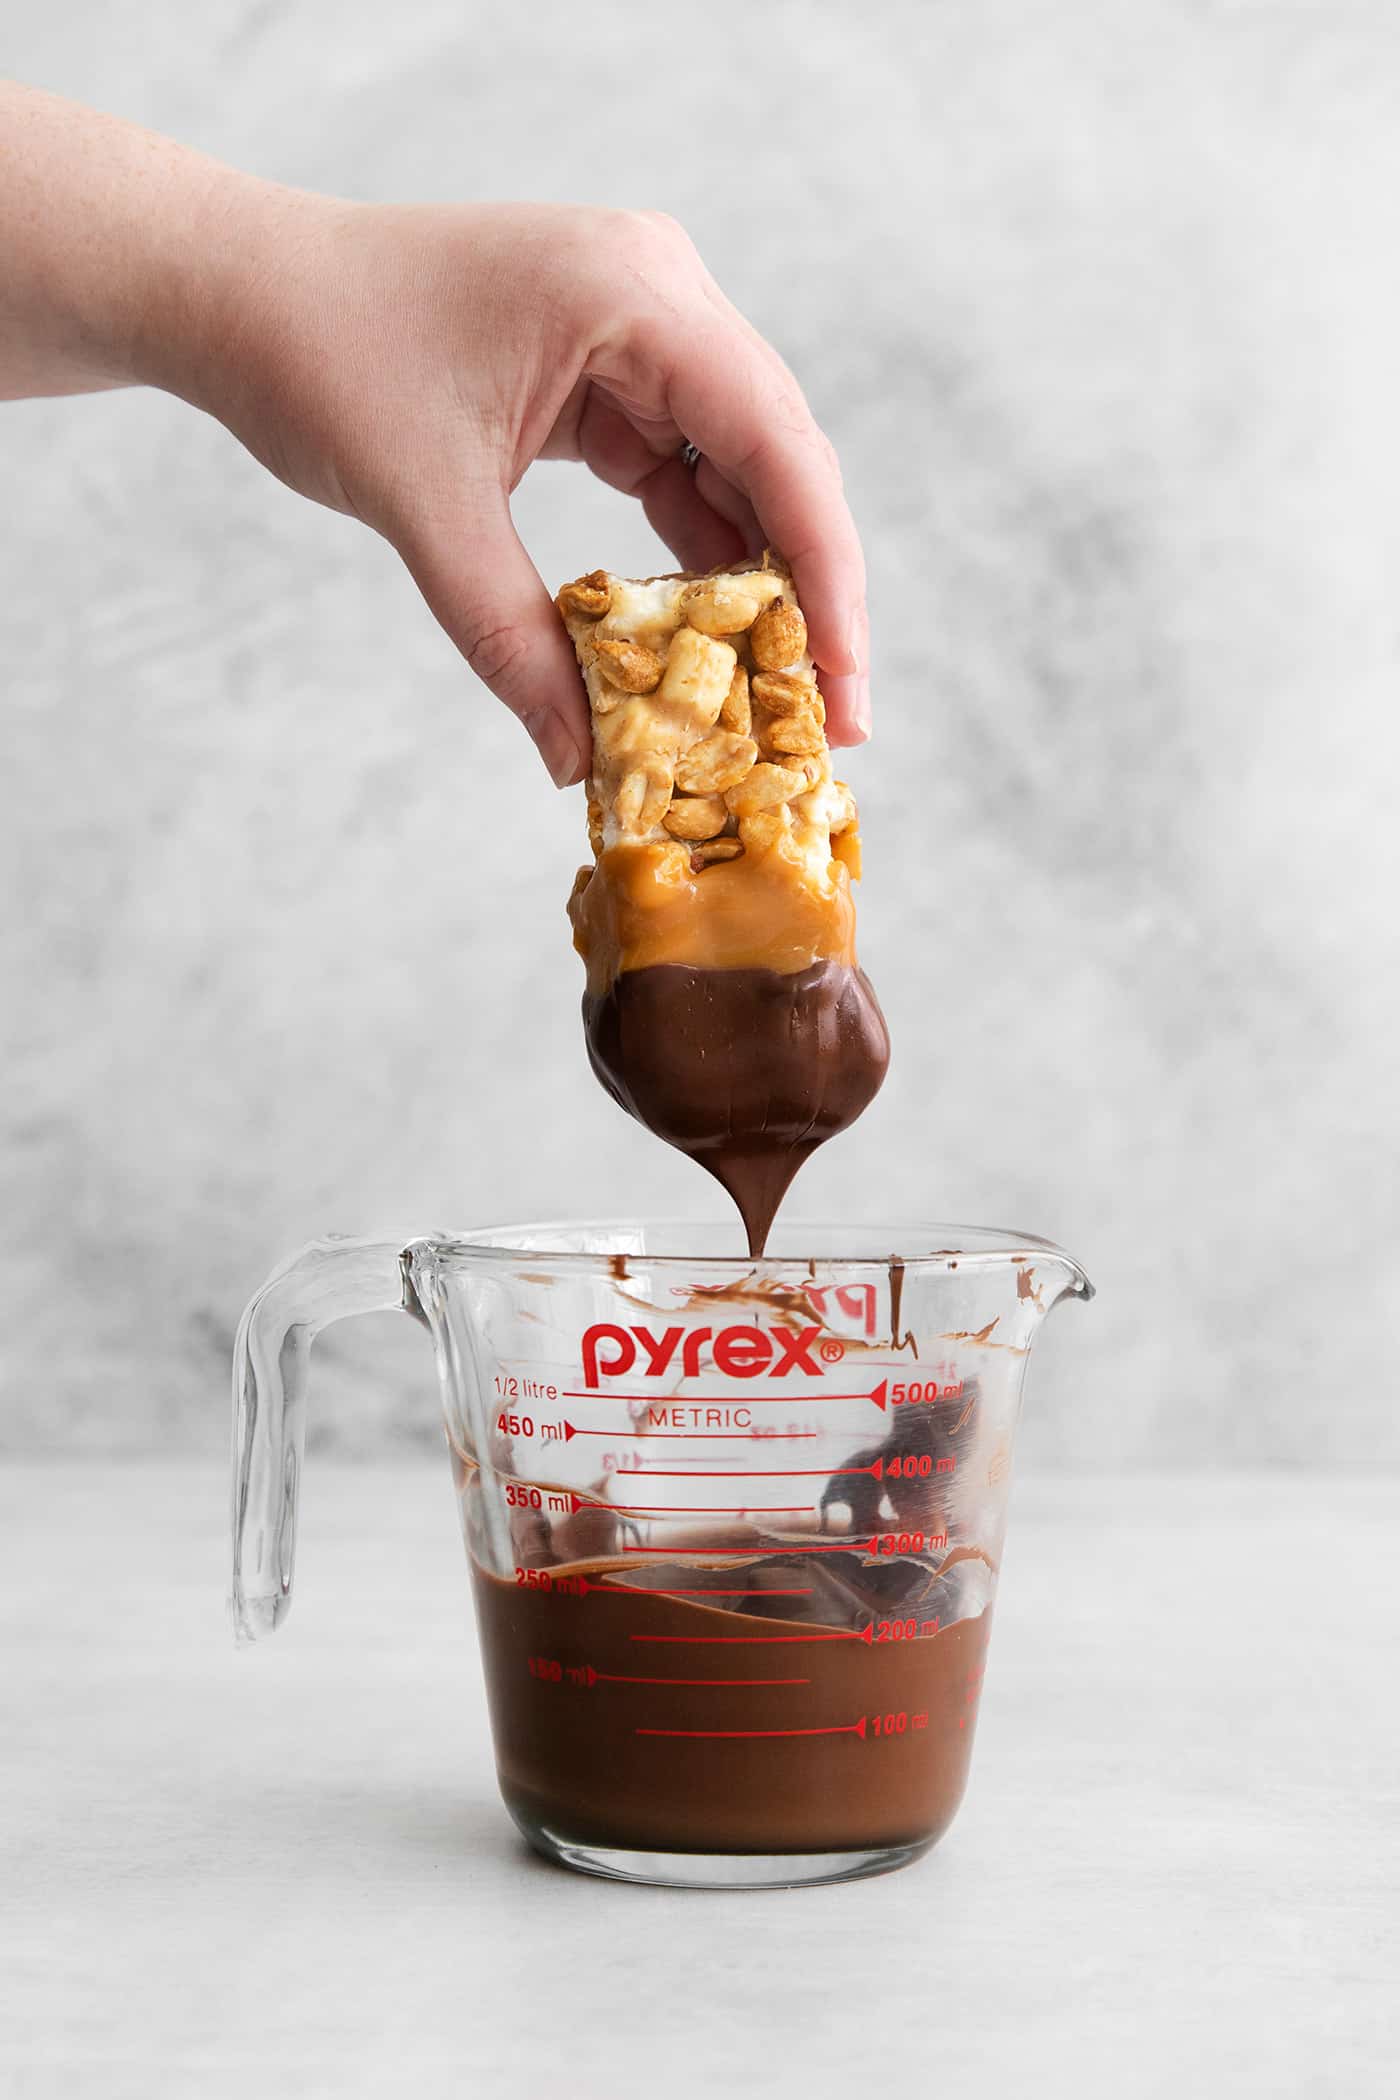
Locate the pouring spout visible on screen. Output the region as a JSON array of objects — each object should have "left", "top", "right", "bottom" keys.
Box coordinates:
[
  {"left": 1045, "top": 1253, "right": 1094, "bottom": 1307},
  {"left": 1007, "top": 1236, "right": 1094, "bottom": 1321}
]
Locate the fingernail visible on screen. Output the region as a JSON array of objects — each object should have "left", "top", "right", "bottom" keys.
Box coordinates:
[
  {"left": 852, "top": 673, "right": 872, "bottom": 740},
  {"left": 545, "top": 737, "right": 587, "bottom": 790},
  {"left": 526, "top": 710, "right": 587, "bottom": 789}
]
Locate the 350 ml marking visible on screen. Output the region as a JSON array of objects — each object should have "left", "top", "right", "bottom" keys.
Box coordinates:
[{"left": 503, "top": 1482, "right": 572, "bottom": 1515}]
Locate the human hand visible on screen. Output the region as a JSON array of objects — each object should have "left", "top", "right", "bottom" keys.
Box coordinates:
[{"left": 165, "top": 195, "right": 869, "bottom": 785}]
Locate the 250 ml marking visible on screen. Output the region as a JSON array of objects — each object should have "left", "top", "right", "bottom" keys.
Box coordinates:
[{"left": 514, "top": 1566, "right": 814, "bottom": 1601}]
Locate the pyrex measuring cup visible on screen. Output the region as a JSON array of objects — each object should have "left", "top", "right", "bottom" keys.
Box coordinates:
[{"left": 232, "top": 1220, "right": 1092, "bottom": 1888}]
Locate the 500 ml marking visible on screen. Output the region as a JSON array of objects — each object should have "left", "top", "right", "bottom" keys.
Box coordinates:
[
  {"left": 495, "top": 1373, "right": 560, "bottom": 1405},
  {"left": 493, "top": 1384, "right": 843, "bottom": 1443}
]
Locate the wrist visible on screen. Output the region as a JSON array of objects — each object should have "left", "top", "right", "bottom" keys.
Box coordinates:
[
  {"left": 0, "top": 86, "right": 297, "bottom": 403},
  {"left": 127, "top": 167, "right": 294, "bottom": 406}
]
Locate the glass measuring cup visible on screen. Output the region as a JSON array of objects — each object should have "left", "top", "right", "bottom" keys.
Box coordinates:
[{"left": 232, "top": 1219, "right": 1092, "bottom": 1888}]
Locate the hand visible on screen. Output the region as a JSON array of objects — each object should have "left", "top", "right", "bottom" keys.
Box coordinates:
[
  {"left": 170, "top": 196, "right": 869, "bottom": 784},
  {"left": 0, "top": 91, "right": 868, "bottom": 785}
]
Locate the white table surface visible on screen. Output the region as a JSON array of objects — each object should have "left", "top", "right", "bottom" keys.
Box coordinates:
[{"left": 2, "top": 1460, "right": 1395, "bottom": 2099}]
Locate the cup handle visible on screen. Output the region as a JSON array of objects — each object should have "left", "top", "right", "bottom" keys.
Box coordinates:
[{"left": 230, "top": 1237, "right": 415, "bottom": 1644}]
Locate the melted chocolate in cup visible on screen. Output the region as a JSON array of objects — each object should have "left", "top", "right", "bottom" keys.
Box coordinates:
[
  {"left": 472, "top": 1554, "right": 990, "bottom": 1858},
  {"left": 582, "top": 960, "right": 890, "bottom": 1254}
]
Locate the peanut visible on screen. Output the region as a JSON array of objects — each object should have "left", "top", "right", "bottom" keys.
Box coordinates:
[
  {"left": 675, "top": 729, "right": 759, "bottom": 794},
  {"left": 615, "top": 760, "right": 674, "bottom": 836},
  {"left": 749, "top": 600, "right": 807, "bottom": 671},
  {"left": 557, "top": 570, "right": 612, "bottom": 618},
  {"left": 724, "top": 761, "right": 807, "bottom": 817},
  {"left": 767, "top": 713, "right": 826, "bottom": 757},
  {"left": 662, "top": 793, "right": 729, "bottom": 841},
  {"left": 750, "top": 668, "right": 822, "bottom": 717},
  {"left": 682, "top": 574, "right": 783, "bottom": 636},
  {"left": 719, "top": 663, "right": 751, "bottom": 737},
  {"left": 592, "top": 637, "right": 663, "bottom": 693}
]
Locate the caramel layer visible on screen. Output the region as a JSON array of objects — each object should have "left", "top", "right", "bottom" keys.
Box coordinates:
[{"left": 570, "top": 841, "right": 858, "bottom": 994}]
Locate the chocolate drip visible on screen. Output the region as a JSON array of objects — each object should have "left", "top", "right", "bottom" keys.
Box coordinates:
[{"left": 582, "top": 961, "right": 890, "bottom": 1254}]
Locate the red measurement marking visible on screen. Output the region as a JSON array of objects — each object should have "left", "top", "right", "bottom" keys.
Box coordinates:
[
  {"left": 561, "top": 1381, "right": 890, "bottom": 1410},
  {"left": 620, "top": 1460, "right": 882, "bottom": 1481},
  {"left": 620, "top": 1537, "right": 881, "bottom": 1556},
  {"left": 631, "top": 1626, "right": 875, "bottom": 1646},
  {"left": 563, "top": 1423, "right": 818, "bottom": 1441},
  {"left": 637, "top": 1719, "right": 868, "bottom": 1741},
  {"left": 580, "top": 1580, "right": 813, "bottom": 1599},
  {"left": 597, "top": 1500, "right": 814, "bottom": 1516},
  {"left": 592, "top": 1671, "right": 810, "bottom": 1687}
]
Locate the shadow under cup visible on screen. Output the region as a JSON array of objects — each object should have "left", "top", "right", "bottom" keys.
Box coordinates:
[{"left": 231, "top": 1219, "right": 1091, "bottom": 1890}]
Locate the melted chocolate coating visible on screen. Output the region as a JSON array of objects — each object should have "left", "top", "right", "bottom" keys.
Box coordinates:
[{"left": 582, "top": 961, "right": 890, "bottom": 1254}]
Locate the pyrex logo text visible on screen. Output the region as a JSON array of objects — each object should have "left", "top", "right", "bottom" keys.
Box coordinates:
[{"left": 581, "top": 1322, "right": 823, "bottom": 1389}]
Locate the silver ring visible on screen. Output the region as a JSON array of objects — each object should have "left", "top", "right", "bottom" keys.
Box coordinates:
[{"left": 678, "top": 441, "right": 701, "bottom": 470}]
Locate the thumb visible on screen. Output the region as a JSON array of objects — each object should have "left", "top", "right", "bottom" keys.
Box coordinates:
[{"left": 394, "top": 492, "right": 588, "bottom": 788}]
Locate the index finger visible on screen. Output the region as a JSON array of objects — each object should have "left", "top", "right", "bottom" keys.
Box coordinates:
[{"left": 594, "top": 308, "right": 871, "bottom": 744}]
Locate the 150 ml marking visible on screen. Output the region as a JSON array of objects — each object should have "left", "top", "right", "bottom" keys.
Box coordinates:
[{"left": 528, "top": 1658, "right": 811, "bottom": 1688}]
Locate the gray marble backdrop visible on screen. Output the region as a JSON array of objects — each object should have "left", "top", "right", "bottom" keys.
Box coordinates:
[{"left": 2, "top": 1, "right": 1395, "bottom": 1463}]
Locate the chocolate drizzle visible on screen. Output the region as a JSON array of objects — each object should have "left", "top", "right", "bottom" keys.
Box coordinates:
[{"left": 582, "top": 961, "right": 889, "bottom": 1254}]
